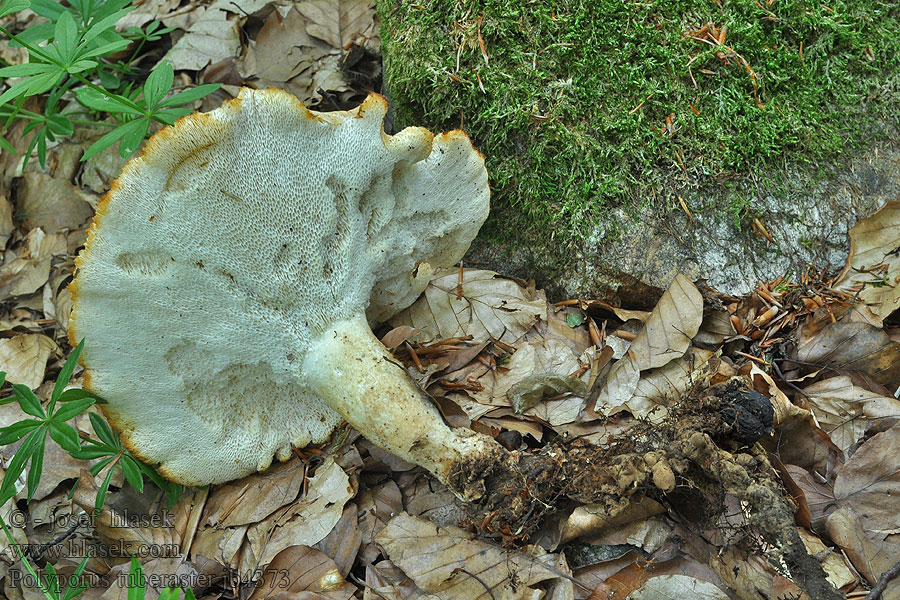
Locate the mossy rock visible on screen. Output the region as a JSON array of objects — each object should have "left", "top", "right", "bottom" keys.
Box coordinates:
[{"left": 377, "top": 0, "right": 900, "bottom": 302}]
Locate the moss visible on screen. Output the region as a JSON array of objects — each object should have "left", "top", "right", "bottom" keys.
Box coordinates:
[{"left": 378, "top": 0, "right": 900, "bottom": 245}]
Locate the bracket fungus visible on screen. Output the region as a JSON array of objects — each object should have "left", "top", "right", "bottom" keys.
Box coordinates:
[{"left": 69, "top": 88, "right": 505, "bottom": 500}]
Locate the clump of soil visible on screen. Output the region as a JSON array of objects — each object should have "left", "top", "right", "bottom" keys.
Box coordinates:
[{"left": 461, "top": 379, "right": 842, "bottom": 600}]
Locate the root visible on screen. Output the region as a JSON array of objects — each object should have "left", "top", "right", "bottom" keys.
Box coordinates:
[{"left": 455, "top": 383, "right": 842, "bottom": 599}]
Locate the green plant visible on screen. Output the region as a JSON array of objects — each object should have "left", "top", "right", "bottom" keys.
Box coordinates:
[
  {"left": 0, "top": 344, "right": 188, "bottom": 599},
  {"left": 0, "top": 0, "right": 219, "bottom": 169},
  {"left": 0, "top": 341, "right": 182, "bottom": 511},
  {"left": 0, "top": 340, "right": 101, "bottom": 506}
]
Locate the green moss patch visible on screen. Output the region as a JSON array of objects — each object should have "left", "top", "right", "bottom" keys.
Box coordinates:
[{"left": 379, "top": 0, "right": 900, "bottom": 241}]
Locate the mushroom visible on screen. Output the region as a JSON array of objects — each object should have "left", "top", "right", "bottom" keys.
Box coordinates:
[{"left": 69, "top": 88, "right": 505, "bottom": 501}]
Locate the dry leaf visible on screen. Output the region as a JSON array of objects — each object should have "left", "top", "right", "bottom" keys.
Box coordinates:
[
  {"left": 796, "top": 320, "right": 900, "bottom": 387},
  {"left": 297, "top": 0, "right": 377, "bottom": 50},
  {"left": 0, "top": 333, "right": 57, "bottom": 389},
  {"left": 836, "top": 201, "right": 900, "bottom": 320},
  {"left": 202, "top": 458, "right": 307, "bottom": 528},
  {"left": 72, "top": 470, "right": 180, "bottom": 554},
  {"left": 364, "top": 560, "right": 440, "bottom": 600},
  {"left": 0, "top": 192, "right": 13, "bottom": 249},
  {"left": 0, "top": 228, "right": 66, "bottom": 298},
  {"left": 508, "top": 374, "right": 587, "bottom": 413},
  {"left": 248, "top": 545, "right": 356, "bottom": 600},
  {"left": 629, "top": 575, "right": 729, "bottom": 599},
  {"left": 833, "top": 422, "right": 900, "bottom": 536},
  {"left": 314, "top": 502, "right": 362, "bottom": 577},
  {"left": 804, "top": 376, "right": 900, "bottom": 456},
  {"left": 17, "top": 170, "right": 94, "bottom": 232},
  {"left": 389, "top": 269, "right": 546, "bottom": 343},
  {"left": 622, "top": 273, "right": 703, "bottom": 371},
  {"left": 164, "top": 0, "right": 271, "bottom": 71},
  {"left": 376, "top": 512, "right": 566, "bottom": 599},
  {"left": 625, "top": 347, "right": 714, "bottom": 422},
  {"left": 243, "top": 458, "right": 353, "bottom": 575},
  {"left": 237, "top": 6, "right": 330, "bottom": 102},
  {"left": 596, "top": 274, "right": 703, "bottom": 415},
  {"left": 797, "top": 528, "right": 858, "bottom": 590},
  {"left": 826, "top": 505, "right": 900, "bottom": 597}
]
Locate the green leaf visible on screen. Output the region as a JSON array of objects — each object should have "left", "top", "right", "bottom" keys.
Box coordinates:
[
  {"left": 23, "top": 70, "right": 66, "bottom": 98},
  {"left": 47, "top": 113, "right": 74, "bottom": 136},
  {"left": 119, "top": 116, "right": 150, "bottom": 156},
  {"left": 0, "top": 136, "right": 14, "bottom": 154},
  {"left": 87, "top": 454, "right": 116, "bottom": 476},
  {"left": 157, "top": 83, "right": 221, "bottom": 108},
  {"left": 56, "top": 388, "right": 103, "bottom": 403},
  {"left": 0, "top": 428, "right": 43, "bottom": 505},
  {"left": 81, "top": 123, "right": 129, "bottom": 161},
  {"left": 183, "top": 588, "right": 196, "bottom": 600},
  {"left": 143, "top": 61, "right": 173, "bottom": 110},
  {"left": 70, "top": 446, "right": 114, "bottom": 461},
  {"left": 0, "top": 372, "right": 4, "bottom": 386},
  {"left": 54, "top": 10, "right": 79, "bottom": 63},
  {"left": 94, "top": 465, "right": 114, "bottom": 517},
  {"left": 66, "top": 59, "right": 98, "bottom": 74},
  {"left": 0, "top": 0, "right": 29, "bottom": 19},
  {"left": 27, "top": 0, "right": 60, "bottom": 19},
  {"left": 75, "top": 86, "right": 142, "bottom": 114},
  {"left": 62, "top": 555, "right": 91, "bottom": 600},
  {"left": 12, "top": 384, "right": 46, "bottom": 418},
  {"left": 45, "top": 562, "right": 61, "bottom": 598},
  {"left": 89, "top": 412, "right": 118, "bottom": 447},
  {"left": 52, "top": 339, "right": 84, "bottom": 405},
  {"left": 0, "top": 419, "right": 42, "bottom": 445},
  {"left": 79, "top": 39, "right": 130, "bottom": 60},
  {"left": 52, "top": 397, "right": 95, "bottom": 422},
  {"left": 49, "top": 421, "right": 81, "bottom": 453},
  {"left": 127, "top": 557, "right": 146, "bottom": 600},
  {"left": 566, "top": 313, "right": 585, "bottom": 328},
  {"left": 0, "top": 63, "right": 55, "bottom": 77},
  {"left": 120, "top": 455, "right": 143, "bottom": 493},
  {"left": 0, "top": 76, "right": 40, "bottom": 108},
  {"left": 25, "top": 428, "right": 47, "bottom": 501}
]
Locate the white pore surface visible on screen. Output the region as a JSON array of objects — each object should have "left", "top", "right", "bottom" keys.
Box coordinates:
[{"left": 71, "top": 88, "right": 489, "bottom": 485}]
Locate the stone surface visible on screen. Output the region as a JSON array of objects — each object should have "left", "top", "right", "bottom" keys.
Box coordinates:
[{"left": 467, "top": 142, "right": 898, "bottom": 304}]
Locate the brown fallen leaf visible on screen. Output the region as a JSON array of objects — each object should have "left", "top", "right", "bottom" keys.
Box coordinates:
[
  {"left": 625, "top": 347, "right": 715, "bottom": 422},
  {"left": 0, "top": 333, "right": 57, "bottom": 389},
  {"left": 376, "top": 512, "right": 568, "bottom": 599},
  {"left": 629, "top": 574, "right": 729, "bottom": 599},
  {"left": 596, "top": 274, "right": 703, "bottom": 415},
  {"left": 796, "top": 320, "right": 900, "bottom": 387},
  {"left": 17, "top": 148, "right": 95, "bottom": 231},
  {"left": 164, "top": 0, "right": 272, "bottom": 71},
  {"left": 833, "top": 422, "right": 900, "bottom": 536},
  {"left": 389, "top": 269, "right": 547, "bottom": 343},
  {"left": 364, "top": 559, "right": 439, "bottom": 600},
  {"left": 314, "top": 502, "right": 362, "bottom": 577},
  {"left": 248, "top": 545, "right": 356, "bottom": 600},
  {"left": 242, "top": 458, "right": 353, "bottom": 576},
  {"left": 836, "top": 201, "right": 900, "bottom": 320},
  {"left": 804, "top": 375, "right": 900, "bottom": 456},
  {"left": 201, "top": 458, "right": 307, "bottom": 528},
  {"left": 826, "top": 505, "right": 900, "bottom": 598},
  {"left": 797, "top": 528, "right": 858, "bottom": 591},
  {"left": 0, "top": 228, "right": 67, "bottom": 298},
  {"left": 297, "top": 0, "right": 378, "bottom": 50},
  {"left": 0, "top": 192, "right": 13, "bottom": 248}
]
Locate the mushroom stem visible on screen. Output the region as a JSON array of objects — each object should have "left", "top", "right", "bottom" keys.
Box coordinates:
[{"left": 304, "top": 314, "right": 506, "bottom": 501}]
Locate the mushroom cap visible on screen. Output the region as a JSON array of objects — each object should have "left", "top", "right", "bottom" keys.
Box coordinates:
[{"left": 69, "top": 88, "right": 489, "bottom": 485}]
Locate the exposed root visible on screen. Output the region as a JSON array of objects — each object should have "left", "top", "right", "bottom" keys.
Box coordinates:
[{"left": 455, "top": 381, "right": 842, "bottom": 599}]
